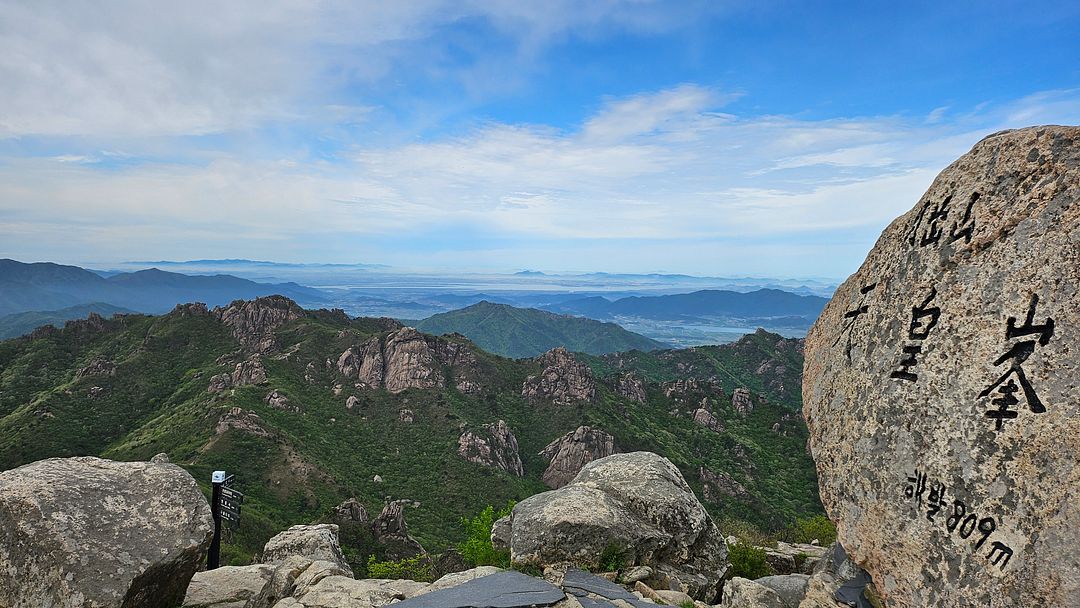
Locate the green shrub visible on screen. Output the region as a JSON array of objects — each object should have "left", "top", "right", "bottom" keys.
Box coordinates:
[
  {"left": 783, "top": 514, "right": 837, "bottom": 545},
  {"left": 679, "top": 601, "right": 696, "bottom": 608},
  {"left": 728, "top": 541, "right": 772, "bottom": 580},
  {"left": 458, "top": 501, "right": 514, "bottom": 567},
  {"left": 598, "top": 543, "right": 627, "bottom": 572},
  {"left": 366, "top": 555, "right": 435, "bottom": 582}
]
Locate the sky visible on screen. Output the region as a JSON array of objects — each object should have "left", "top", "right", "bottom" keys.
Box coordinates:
[{"left": 1, "top": 1, "right": 1078, "bottom": 279}]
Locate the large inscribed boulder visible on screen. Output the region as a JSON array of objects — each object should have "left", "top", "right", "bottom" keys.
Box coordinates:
[{"left": 804, "top": 126, "right": 1080, "bottom": 606}]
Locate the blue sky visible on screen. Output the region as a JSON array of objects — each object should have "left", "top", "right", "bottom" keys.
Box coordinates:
[{"left": 1, "top": 1, "right": 1078, "bottom": 279}]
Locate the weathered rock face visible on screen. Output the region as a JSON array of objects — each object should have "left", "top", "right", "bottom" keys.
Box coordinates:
[
  {"left": 539, "top": 425, "right": 617, "bottom": 488},
  {"left": 262, "top": 524, "right": 353, "bottom": 576},
  {"left": 613, "top": 372, "right": 647, "bottom": 403},
  {"left": 265, "top": 389, "right": 300, "bottom": 412},
  {"left": 0, "top": 456, "right": 213, "bottom": 608},
  {"left": 699, "top": 466, "right": 748, "bottom": 501},
  {"left": 209, "top": 355, "right": 268, "bottom": 393},
  {"left": 803, "top": 126, "right": 1080, "bottom": 607},
  {"left": 214, "top": 295, "right": 305, "bottom": 352},
  {"left": 692, "top": 407, "right": 725, "bottom": 433},
  {"left": 383, "top": 327, "right": 444, "bottom": 392},
  {"left": 331, "top": 498, "right": 369, "bottom": 525},
  {"left": 731, "top": 387, "right": 754, "bottom": 415},
  {"left": 216, "top": 407, "right": 271, "bottom": 437},
  {"left": 337, "top": 328, "right": 472, "bottom": 394},
  {"left": 371, "top": 500, "right": 426, "bottom": 561},
  {"left": 457, "top": 420, "right": 524, "bottom": 476},
  {"left": 521, "top": 347, "right": 596, "bottom": 405},
  {"left": 500, "top": 451, "right": 729, "bottom": 601},
  {"left": 76, "top": 357, "right": 116, "bottom": 379}
]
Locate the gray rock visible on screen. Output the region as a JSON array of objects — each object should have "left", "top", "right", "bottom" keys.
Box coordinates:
[
  {"left": 287, "top": 575, "right": 427, "bottom": 608},
  {"left": 504, "top": 452, "right": 729, "bottom": 602},
  {"left": 731, "top": 387, "right": 753, "bottom": 415},
  {"left": 214, "top": 296, "right": 305, "bottom": 353},
  {"left": 370, "top": 500, "right": 426, "bottom": 560},
  {"left": 458, "top": 420, "right": 524, "bottom": 476},
  {"left": 262, "top": 524, "right": 352, "bottom": 576},
  {"left": 427, "top": 565, "right": 503, "bottom": 591},
  {"left": 490, "top": 514, "right": 512, "bottom": 552},
  {"left": 803, "top": 126, "right": 1080, "bottom": 607},
  {"left": 539, "top": 426, "right": 617, "bottom": 488},
  {"left": 182, "top": 564, "right": 275, "bottom": 608},
  {"left": 389, "top": 570, "right": 565, "bottom": 608},
  {"left": 754, "top": 574, "right": 810, "bottom": 608},
  {"left": 0, "top": 456, "right": 213, "bottom": 608},
  {"left": 621, "top": 566, "right": 652, "bottom": 584},
  {"left": 719, "top": 577, "right": 786, "bottom": 608},
  {"left": 522, "top": 347, "right": 596, "bottom": 405}
]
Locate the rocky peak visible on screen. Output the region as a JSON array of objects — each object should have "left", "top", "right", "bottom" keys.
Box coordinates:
[
  {"left": 539, "top": 425, "right": 617, "bottom": 488},
  {"left": 699, "top": 466, "right": 748, "bottom": 501},
  {"left": 265, "top": 389, "right": 301, "bottom": 412},
  {"left": 458, "top": 420, "right": 524, "bottom": 476},
  {"left": 613, "top": 372, "right": 647, "bottom": 403},
  {"left": 691, "top": 407, "right": 724, "bottom": 433},
  {"left": 382, "top": 327, "right": 445, "bottom": 393},
  {"left": 731, "top": 387, "right": 753, "bottom": 415},
  {"left": 521, "top": 347, "right": 595, "bottom": 405},
  {"left": 213, "top": 295, "right": 305, "bottom": 352},
  {"left": 331, "top": 498, "right": 369, "bottom": 524},
  {"left": 371, "top": 500, "right": 426, "bottom": 561}
]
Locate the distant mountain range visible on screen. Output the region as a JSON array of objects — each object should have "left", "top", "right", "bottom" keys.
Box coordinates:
[
  {"left": 542, "top": 288, "right": 828, "bottom": 328},
  {"left": 416, "top": 301, "right": 665, "bottom": 358},
  {"left": 0, "top": 259, "right": 327, "bottom": 320}
]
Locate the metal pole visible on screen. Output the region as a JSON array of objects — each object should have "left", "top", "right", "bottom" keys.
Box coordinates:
[{"left": 208, "top": 470, "right": 224, "bottom": 570}]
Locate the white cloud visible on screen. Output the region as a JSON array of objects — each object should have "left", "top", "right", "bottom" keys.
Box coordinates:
[{"left": 0, "top": 0, "right": 729, "bottom": 138}]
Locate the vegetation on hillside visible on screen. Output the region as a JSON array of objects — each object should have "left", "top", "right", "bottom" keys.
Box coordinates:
[
  {"left": 416, "top": 300, "right": 665, "bottom": 358},
  {"left": 0, "top": 300, "right": 822, "bottom": 565}
]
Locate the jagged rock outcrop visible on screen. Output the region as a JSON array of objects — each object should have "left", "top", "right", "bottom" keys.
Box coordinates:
[
  {"left": 332, "top": 498, "right": 369, "bottom": 524},
  {"left": 457, "top": 420, "right": 524, "bottom": 476},
  {"left": 76, "top": 357, "right": 116, "bottom": 378},
  {"left": 215, "top": 407, "right": 271, "bottom": 437},
  {"left": 381, "top": 327, "right": 444, "bottom": 392},
  {"left": 498, "top": 451, "right": 729, "bottom": 601},
  {"left": 613, "top": 372, "right": 647, "bottom": 403},
  {"left": 699, "top": 466, "right": 749, "bottom": 501},
  {"left": 262, "top": 524, "right": 353, "bottom": 576},
  {"left": 214, "top": 295, "right": 305, "bottom": 352},
  {"left": 265, "top": 389, "right": 300, "bottom": 412},
  {"left": 337, "top": 328, "right": 485, "bottom": 395},
  {"left": 399, "top": 408, "right": 415, "bottom": 423},
  {"left": 521, "top": 347, "right": 595, "bottom": 404},
  {"left": 371, "top": 500, "right": 426, "bottom": 561},
  {"left": 209, "top": 354, "right": 268, "bottom": 393},
  {"left": 539, "top": 425, "right": 617, "bottom": 488},
  {"left": 731, "top": 387, "right": 754, "bottom": 415},
  {"left": 803, "top": 126, "right": 1080, "bottom": 607},
  {"left": 691, "top": 407, "right": 724, "bottom": 433},
  {"left": 0, "top": 456, "right": 213, "bottom": 608}
]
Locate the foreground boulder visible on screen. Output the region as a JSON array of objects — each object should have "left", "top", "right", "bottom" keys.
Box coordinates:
[
  {"left": 497, "top": 451, "right": 729, "bottom": 601},
  {"left": 803, "top": 125, "right": 1080, "bottom": 606},
  {"left": 262, "top": 524, "right": 353, "bottom": 576},
  {"left": 0, "top": 456, "right": 213, "bottom": 608}
]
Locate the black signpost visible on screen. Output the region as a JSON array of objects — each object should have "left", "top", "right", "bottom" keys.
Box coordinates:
[{"left": 207, "top": 470, "right": 244, "bottom": 570}]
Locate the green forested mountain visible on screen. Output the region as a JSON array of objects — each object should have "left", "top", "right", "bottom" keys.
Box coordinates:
[
  {"left": 0, "top": 296, "right": 820, "bottom": 569},
  {"left": 0, "top": 303, "right": 135, "bottom": 339},
  {"left": 416, "top": 301, "right": 665, "bottom": 358}
]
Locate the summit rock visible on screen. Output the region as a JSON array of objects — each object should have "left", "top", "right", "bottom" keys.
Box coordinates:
[{"left": 804, "top": 126, "right": 1080, "bottom": 607}]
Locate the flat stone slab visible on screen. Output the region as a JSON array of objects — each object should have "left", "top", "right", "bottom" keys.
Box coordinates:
[
  {"left": 561, "top": 570, "right": 636, "bottom": 601},
  {"left": 561, "top": 570, "right": 656, "bottom": 608},
  {"left": 385, "top": 570, "right": 565, "bottom": 608}
]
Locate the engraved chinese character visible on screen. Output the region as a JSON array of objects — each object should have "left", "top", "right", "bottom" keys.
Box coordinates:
[
  {"left": 834, "top": 282, "right": 877, "bottom": 362},
  {"left": 979, "top": 294, "right": 1055, "bottom": 430}
]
